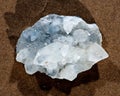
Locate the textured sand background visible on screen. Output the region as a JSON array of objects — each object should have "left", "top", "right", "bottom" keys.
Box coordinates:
[{"left": 0, "top": 0, "right": 120, "bottom": 96}]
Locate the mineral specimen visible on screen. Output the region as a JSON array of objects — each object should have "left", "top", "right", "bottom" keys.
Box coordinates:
[{"left": 16, "top": 14, "right": 109, "bottom": 81}]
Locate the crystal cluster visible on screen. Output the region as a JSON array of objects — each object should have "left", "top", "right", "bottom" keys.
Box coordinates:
[{"left": 16, "top": 14, "right": 109, "bottom": 81}]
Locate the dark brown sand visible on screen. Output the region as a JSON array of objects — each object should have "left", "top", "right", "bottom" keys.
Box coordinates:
[{"left": 0, "top": 0, "right": 120, "bottom": 96}]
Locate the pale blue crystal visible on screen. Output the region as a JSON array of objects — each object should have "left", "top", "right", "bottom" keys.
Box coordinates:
[{"left": 16, "top": 14, "right": 108, "bottom": 81}]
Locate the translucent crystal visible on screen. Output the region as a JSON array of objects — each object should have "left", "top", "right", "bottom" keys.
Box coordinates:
[{"left": 16, "top": 14, "right": 109, "bottom": 81}]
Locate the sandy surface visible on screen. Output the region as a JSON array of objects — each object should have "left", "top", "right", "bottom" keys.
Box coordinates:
[{"left": 0, "top": 0, "right": 120, "bottom": 96}]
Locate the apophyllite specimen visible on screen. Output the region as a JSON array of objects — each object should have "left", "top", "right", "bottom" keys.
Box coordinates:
[{"left": 16, "top": 14, "right": 109, "bottom": 81}]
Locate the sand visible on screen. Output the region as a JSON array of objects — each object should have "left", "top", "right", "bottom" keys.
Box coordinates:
[{"left": 0, "top": 0, "right": 120, "bottom": 96}]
